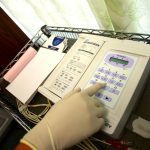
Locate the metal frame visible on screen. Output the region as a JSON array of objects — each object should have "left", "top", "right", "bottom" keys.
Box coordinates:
[{"left": 1, "top": 25, "right": 150, "bottom": 131}]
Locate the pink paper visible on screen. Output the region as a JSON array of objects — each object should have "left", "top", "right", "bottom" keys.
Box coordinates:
[{"left": 4, "top": 47, "right": 37, "bottom": 82}]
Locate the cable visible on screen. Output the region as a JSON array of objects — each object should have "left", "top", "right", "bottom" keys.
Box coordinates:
[
  {"left": 16, "top": 99, "right": 52, "bottom": 124},
  {"left": 77, "top": 138, "right": 99, "bottom": 150}
]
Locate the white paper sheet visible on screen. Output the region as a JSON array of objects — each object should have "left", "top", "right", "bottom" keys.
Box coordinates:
[{"left": 6, "top": 48, "right": 65, "bottom": 104}]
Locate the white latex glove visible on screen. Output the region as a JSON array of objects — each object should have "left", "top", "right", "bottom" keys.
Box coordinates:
[{"left": 21, "top": 83, "right": 106, "bottom": 150}]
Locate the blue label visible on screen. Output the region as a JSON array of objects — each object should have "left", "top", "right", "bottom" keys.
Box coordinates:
[
  {"left": 48, "top": 45, "right": 59, "bottom": 51},
  {"left": 52, "top": 36, "right": 65, "bottom": 46}
]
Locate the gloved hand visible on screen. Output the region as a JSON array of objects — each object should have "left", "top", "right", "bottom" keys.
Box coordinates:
[{"left": 21, "top": 83, "right": 106, "bottom": 150}]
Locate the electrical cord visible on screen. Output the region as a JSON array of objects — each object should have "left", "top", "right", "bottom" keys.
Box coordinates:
[
  {"left": 16, "top": 99, "right": 139, "bottom": 150},
  {"left": 16, "top": 99, "right": 52, "bottom": 124}
]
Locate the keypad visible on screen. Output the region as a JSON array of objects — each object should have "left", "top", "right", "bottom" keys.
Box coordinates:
[{"left": 88, "top": 67, "right": 128, "bottom": 108}]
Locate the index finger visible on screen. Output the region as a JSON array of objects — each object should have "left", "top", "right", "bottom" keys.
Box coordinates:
[{"left": 82, "top": 83, "right": 106, "bottom": 96}]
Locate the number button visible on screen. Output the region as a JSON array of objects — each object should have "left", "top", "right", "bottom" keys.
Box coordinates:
[
  {"left": 107, "top": 79, "right": 116, "bottom": 84},
  {"left": 116, "top": 82, "right": 124, "bottom": 87},
  {"left": 119, "top": 75, "right": 127, "bottom": 80},
  {"left": 98, "top": 68, "right": 104, "bottom": 73},
  {"left": 101, "top": 76, "right": 108, "bottom": 82},
  {"left": 95, "top": 92, "right": 103, "bottom": 98},
  {"left": 113, "top": 89, "right": 119, "bottom": 95},
  {"left": 90, "top": 80, "right": 96, "bottom": 85},
  {"left": 103, "top": 95, "right": 112, "bottom": 102},
  {"left": 104, "top": 70, "right": 111, "bottom": 75},
  {"left": 102, "top": 86, "right": 110, "bottom": 91},
  {"left": 109, "top": 88, "right": 120, "bottom": 95},
  {"left": 94, "top": 74, "right": 100, "bottom": 79},
  {"left": 111, "top": 72, "right": 119, "bottom": 78},
  {"left": 104, "top": 120, "right": 112, "bottom": 128}
]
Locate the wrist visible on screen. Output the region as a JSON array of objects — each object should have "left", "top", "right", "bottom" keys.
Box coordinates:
[{"left": 22, "top": 119, "right": 56, "bottom": 150}]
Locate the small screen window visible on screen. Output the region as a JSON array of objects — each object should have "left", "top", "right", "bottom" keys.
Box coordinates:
[{"left": 109, "top": 57, "right": 128, "bottom": 65}]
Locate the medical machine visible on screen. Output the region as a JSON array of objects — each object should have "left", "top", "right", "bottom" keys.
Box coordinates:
[{"left": 38, "top": 34, "right": 150, "bottom": 138}]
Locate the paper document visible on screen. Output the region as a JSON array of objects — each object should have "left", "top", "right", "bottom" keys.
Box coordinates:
[{"left": 6, "top": 48, "right": 65, "bottom": 104}]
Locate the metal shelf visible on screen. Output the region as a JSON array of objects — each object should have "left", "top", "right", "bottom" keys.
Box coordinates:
[{"left": 0, "top": 25, "right": 150, "bottom": 150}]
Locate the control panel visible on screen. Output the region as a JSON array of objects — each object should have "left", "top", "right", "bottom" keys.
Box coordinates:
[
  {"left": 86, "top": 51, "right": 137, "bottom": 108},
  {"left": 38, "top": 34, "right": 150, "bottom": 138}
]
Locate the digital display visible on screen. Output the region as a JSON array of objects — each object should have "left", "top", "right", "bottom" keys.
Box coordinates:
[{"left": 109, "top": 57, "right": 128, "bottom": 65}]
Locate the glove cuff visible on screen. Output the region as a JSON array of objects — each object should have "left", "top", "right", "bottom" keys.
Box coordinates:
[
  {"left": 22, "top": 119, "right": 58, "bottom": 150},
  {"left": 20, "top": 139, "right": 37, "bottom": 150}
]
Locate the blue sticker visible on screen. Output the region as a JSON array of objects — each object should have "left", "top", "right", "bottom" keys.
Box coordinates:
[
  {"left": 48, "top": 45, "right": 59, "bottom": 51},
  {"left": 52, "top": 36, "right": 65, "bottom": 46}
]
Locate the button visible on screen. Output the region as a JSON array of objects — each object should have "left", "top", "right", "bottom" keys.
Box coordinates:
[
  {"left": 98, "top": 68, "right": 104, "bottom": 73},
  {"left": 77, "top": 70, "right": 82, "bottom": 74},
  {"left": 104, "top": 70, "right": 111, "bottom": 75},
  {"left": 95, "top": 92, "right": 103, "bottom": 98},
  {"left": 103, "top": 95, "right": 112, "bottom": 102},
  {"left": 108, "top": 88, "right": 113, "bottom": 93},
  {"left": 107, "top": 79, "right": 116, "bottom": 84},
  {"left": 102, "top": 86, "right": 110, "bottom": 91},
  {"left": 90, "top": 80, "right": 96, "bottom": 85},
  {"left": 61, "top": 87, "right": 65, "bottom": 90},
  {"left": 94, "top": 74, "right": 101, "bottom": 79},
  {"left": 111, "top": 72, "right": 119, "bottom": 77},
  {"left": 109, "top": 88, "right": 120, "bottom": 95},
  {"left": 113, "top": 89, "right": 119, "bottom": 95},
  {"left": 63, "top": 85, "right": 68, "bottom": 88},
  {"left": 116, "top": 82, "right": 124, "bottom": 87},
  {"left": 70, "top": 76, "right": 74, "bottom": 79},
  {"left": 104, "top": 120, "right": 112, "bottom": 128},
  {"left": 101, "top": 76, "right": 108, "bottom": 82},
  {"left": 119, "top": 75, "right": 127, "bottom": 80},
  {"left": 114, "top": 90, "right": 119, "bottom": 95}
]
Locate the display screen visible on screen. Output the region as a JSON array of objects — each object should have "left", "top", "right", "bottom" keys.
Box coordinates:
[{"left": 109, "top": 57, "right": 128, "bottom": 65}]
